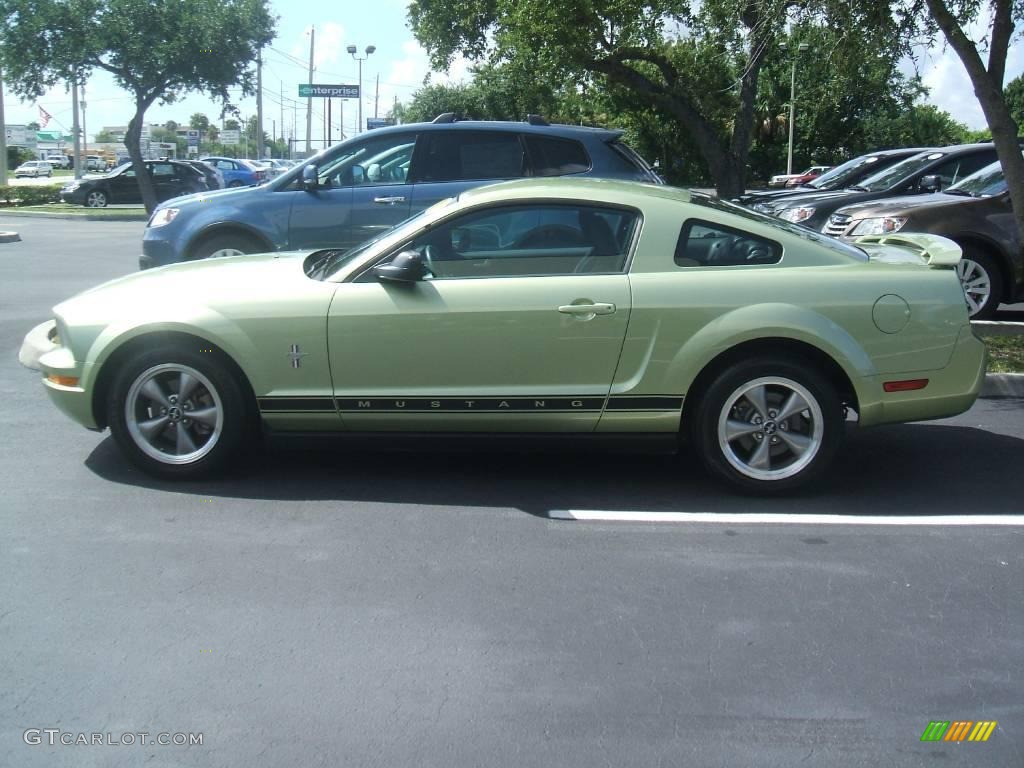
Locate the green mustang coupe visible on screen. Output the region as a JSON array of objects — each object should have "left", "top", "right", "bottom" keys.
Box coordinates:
[{"left": 24, "top": 178, "right": 985, "bottom": 492}]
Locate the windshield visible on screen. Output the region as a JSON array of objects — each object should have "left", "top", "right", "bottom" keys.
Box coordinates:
[
  {"left": 691, "top": 195, "right": 868, "bottom": 261},
  {"left": 853, "top": 152, "right": 946, "bottom": 192},
  {"left": 944, "top": 160, "right": 1006, "bottom": 197},
  {"left": 809, "top": 155, "right": 882, "bottom": 190}
]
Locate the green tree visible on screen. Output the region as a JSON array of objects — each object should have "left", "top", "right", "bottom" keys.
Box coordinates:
[
  {"left": 93, "top": 128, "right": 118, "bottom": 143},
  {"left": 0, "top": 0, "right": 276, "bottom": 211},
  {"left": 409, "top": 0, "right": 902, "bottom": 197},
  {"left": 1005, "top": 74, "right": 1024, "bottom": 132}
]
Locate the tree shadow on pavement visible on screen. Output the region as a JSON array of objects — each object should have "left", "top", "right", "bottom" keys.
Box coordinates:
[{"left": 84, "top": 420, "right": 1024, "bottom": 519}]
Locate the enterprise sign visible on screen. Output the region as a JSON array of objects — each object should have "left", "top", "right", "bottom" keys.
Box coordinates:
[{"left": 299, "top": 83, "right": 359, "bottom": 98}]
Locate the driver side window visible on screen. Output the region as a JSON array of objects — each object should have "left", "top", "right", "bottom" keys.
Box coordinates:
[
  {"left": 316, "top": 133, "right": 418, "bottom": 188},
  {"left": 675, "top": 220, "right": 782, "bottom": 267},
  {"left": 393, "top": 203, "right": 639, "bottom": 279}
]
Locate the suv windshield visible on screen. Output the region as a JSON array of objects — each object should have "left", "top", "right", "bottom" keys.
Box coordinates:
[
  {"left": 852, "top": 152, "right": 946, "bottom": 192},
  {"left": 944, "top": 160, "right": 1006, "bottom": 197},
  {"left": 809, "top": 155, "right": 882, "bottom": 190}
]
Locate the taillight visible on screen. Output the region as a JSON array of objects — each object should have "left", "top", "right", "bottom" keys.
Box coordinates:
[{"left": 254, "top": 170, "right": 265, "bottom": 181}]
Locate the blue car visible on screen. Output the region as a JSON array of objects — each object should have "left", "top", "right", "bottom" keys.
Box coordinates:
[
  {"left": 199, "top": 156, "right": 266, "bottom": 188},
  {"left": 141, "top": 116, "right": 661, "bottom": 268}
]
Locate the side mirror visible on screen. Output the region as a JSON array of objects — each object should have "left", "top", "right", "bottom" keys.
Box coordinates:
[
  {"left": 373, "top": 250, "right": 428, "bottom": 283},
  {"left": 302, "top": 164, "right": 320, "bottom": 191},
  {"left": 920, "top": 174, "right": 942, "bottom": 193}
]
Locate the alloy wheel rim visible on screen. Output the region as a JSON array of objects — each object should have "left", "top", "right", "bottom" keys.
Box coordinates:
[
  {"left": 717, "top": 376, "right": 824, "bottom": 481},
  {"left": 125, "top": 364, "right": 223, "bottom": 465},
  {"left": 86, "top": 192, "right": 106, "bottom": 207},
  {"left": 956, "top": 258, "right": 991, "bottom": 317},
  {"left": 209, "top": 247, "right": 246, "bottom": 259}
]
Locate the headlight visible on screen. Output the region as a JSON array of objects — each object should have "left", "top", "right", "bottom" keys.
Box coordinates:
[
  {"left": 63, "top": 183, "right": 80, "bottom": 192},
  {"left": 778, "top": 206, "right": 815, "bottom": 223},
  {"left": 148, "top": 208, "right": 180, "bottom": 228},
  {"left": 849, "top": 216, "right": 907, "bottom": 236}
]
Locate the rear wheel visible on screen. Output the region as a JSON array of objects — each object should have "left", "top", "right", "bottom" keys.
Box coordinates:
[
  {"left": 107, "top": 344, "right": 254, "bottom": 479},
  {"left": 691, "top": 357, "right": 843, "bottom": 493},
  {"left": 957, "top": 248, "right": 1003, "bottom": 319}
]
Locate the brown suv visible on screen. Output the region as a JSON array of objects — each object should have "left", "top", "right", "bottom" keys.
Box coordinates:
[{"left": 824, "top": 160, "right": 1021, "bottom": 319}]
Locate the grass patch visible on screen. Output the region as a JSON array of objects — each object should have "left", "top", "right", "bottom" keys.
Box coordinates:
[
  {"left": 985, "top": 335, "right": 1024, "bottom": 373},
  {"left": 0, "top": 202, "right": 147, "bottom": 218}
]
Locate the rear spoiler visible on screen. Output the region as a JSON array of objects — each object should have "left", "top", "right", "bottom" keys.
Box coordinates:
[{"left": 854, "top": 233, "right": 962, "bottom": 267}]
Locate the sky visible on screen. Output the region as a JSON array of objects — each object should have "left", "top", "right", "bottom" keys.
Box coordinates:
[{"left": 2, "top": 0, "right": 1021, "bottom": 153}]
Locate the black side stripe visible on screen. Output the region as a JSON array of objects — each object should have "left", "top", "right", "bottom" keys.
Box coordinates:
[
  {"left": 258, "top": 397, "right": 336, "bottom": 413},
  {"left": 606, "top": 396, "right": 684, "bottom": 411}
]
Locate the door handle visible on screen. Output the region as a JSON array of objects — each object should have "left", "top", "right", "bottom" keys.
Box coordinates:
[
  {"left": 373, "top": 196, "right": 406, "bottom": 205},
  {"left": 558, "top": 302, "right": 616, "bottom": 316}
]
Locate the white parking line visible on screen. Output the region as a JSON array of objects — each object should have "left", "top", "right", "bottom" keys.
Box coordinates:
[{"left": 548, "top": 510, "right": 1024, "bottom": 525}]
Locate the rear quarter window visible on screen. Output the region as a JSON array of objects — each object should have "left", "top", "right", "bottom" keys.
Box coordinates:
[
  {"left": 675, "top": 219, "right": 782, "bottom": 267},
  {"left": 525, "top": 136, "right": 591, "bottom": 176}
]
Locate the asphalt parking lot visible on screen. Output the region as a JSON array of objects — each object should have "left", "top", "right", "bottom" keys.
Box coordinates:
[{"left": 1, "top": 216, "right": 1022, "bottom": 767}]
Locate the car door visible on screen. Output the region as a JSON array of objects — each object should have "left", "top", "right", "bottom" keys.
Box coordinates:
[
  {"left": 287, "top": 131, "right": 418, "bottom": 251},
  {"left": 327, "top": 201, "right": 638, "bottom": 432},
  {"left": 108, "top": 166, "right": 139, "bottom": 203},
  {"left": 149, "top": 162, "right": 179, "bottom": 201}
]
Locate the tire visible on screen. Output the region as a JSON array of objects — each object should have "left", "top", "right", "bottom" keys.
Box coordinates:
[
  {"left": 227, "top": 180, "right": 243, "bottom": 188},
  {"left": 107, "top": 344, "right": 254, "bottom": 480},
  {"left": 192, "top": 232, "right": 263, "bottom": 260},
  {"left": 85, "top": 190, "right": 108, "bottom": 208},
  {"left": 690, "top": 357, "right": 843, "bottom": 494},
  {"left": 957, "top": 248, "right": 1003, "bottom": 319}
]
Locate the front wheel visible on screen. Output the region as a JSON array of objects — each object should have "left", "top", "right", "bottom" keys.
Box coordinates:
[
  {"left": 107, "top": 345, "right": 254, "bottom": 479},
  {"left": 85, "top": 190, "right": 108, "bottom": 208},
  {"left": 192, "top": 232, "right": 263, "bottom": 260},
  {"left": 957, "top": 248, "right": 1003, "bottom": 319},
  {"left": 691, "top": 358, "right": 843, "bottom": 493}
]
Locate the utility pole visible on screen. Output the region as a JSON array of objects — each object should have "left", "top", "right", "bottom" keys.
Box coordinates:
[
  {"left": 0, "top": 66, "right": 8, "bottom": 185},
  {"left": 374, "top": 73, "right": 379, "bottom": 119},
  {"left": 279, "top": 80, "right": 284, "bottom": 150},
  {"left": 327, "top": 98, "right": 332, "bottom": 146},
  {"left": 305, "top": 26, "right": 314, "bottom": 154},
  {"left": 71, "top": 76, "right": 82, "bottom": 180},
  {"left": 80, "top": 82, "right": 87, "bottom": 160},
  {"left": 256, "top": 47, "right": 264, "bottom": 160},
  {"left": 339, "top": 100, "right": 344, "bottom": 140}
]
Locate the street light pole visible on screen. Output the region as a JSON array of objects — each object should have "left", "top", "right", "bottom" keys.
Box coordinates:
[
  {"left": 785, "top": 42, "right": 810, "bottom": 176},
  {"left": 347, "top": 44, "right": 375, "bottom": 134}
]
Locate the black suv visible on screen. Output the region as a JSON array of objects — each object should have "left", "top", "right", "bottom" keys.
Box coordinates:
[
  {"left": 140, "top": 114, "right": 661, "bottom": 269},
  {"left": 60, "top": 160, "right": 209, "bottom": 208},
  {"left": 762, "top": 144, "right": 1003, "bottom": 231}
]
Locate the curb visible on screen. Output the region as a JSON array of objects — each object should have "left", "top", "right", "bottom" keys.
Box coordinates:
[
  {"left": 0, "top": 210, "right": 147, "bottom": 221},
  {"left": 980, "top": 373, "right": 1024, "bottom": 398},
  {"left": 0, "top": 231, "right": 21, "bottom": 243}
]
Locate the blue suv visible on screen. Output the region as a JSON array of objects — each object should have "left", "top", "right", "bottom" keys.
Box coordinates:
[{"left": 141, "top": 116, "right": 661, "bottom": 269}]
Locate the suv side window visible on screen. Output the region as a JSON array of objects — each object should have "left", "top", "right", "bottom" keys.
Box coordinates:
[
  {"left": 524, "top": 136, "right": 591, "bottom": 176},
  {"left": 675, "top": 220, "right": 782, "bottom": 267},
  {"left": 413, "top": 131, "right": 526, "bottom": 182},
  {"left": 387, "top": 203, "right": 639, "bottom": 279}
]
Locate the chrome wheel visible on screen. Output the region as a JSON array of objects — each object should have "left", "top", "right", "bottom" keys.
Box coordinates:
[
  {"left": 717, "top": 376, "right": 824, "bottom": 482},
  {"left": 124, "top": 364, "right": 224, "bottom": 465},
  {"left": 208, "top": 246, "right": 247, "bottom": 259},
  {"left": 957, "top": 257, "right": 991, "bottom": 317},
  {"left": 85, "top": 191, "right": 107, "bottom": 208}
]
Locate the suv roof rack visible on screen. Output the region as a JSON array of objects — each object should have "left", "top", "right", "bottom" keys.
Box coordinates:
[
  {"left": 432, "top": 112, "right": 459, "bottom": 124},
  {"left": 525, "top": 114, "right": 550, "bottom": 126}
]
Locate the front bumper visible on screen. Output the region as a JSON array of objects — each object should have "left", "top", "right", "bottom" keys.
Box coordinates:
[
  {"left": 59, "top": 189, "right": 86, "bottom": 205},
  {"left": 21, "top": 320, "right": 100, "bottom": 430}
]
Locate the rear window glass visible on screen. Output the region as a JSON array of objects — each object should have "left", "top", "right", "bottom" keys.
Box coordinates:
[
  {"left": 675, "top": 219, "right": 782, "bottom": 267},
  {"left": 525, "top": 136, "right": 591, "bottom": 176}
]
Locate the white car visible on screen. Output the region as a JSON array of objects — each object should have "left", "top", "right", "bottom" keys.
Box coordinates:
[
  {"left": 14, "top": 161, "right": 53, "bottom": 178},
  {"left": 45, "top": 155, "right": 70, "bottom": 169}
]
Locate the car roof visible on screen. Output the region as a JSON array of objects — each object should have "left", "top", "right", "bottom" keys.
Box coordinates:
[{"left": 340, "top": 119, "right": 625, "bottom": 142}]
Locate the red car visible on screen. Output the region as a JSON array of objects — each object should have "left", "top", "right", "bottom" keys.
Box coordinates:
[{"left": 784, "top": 165, "right": 831, "bottom": 187}]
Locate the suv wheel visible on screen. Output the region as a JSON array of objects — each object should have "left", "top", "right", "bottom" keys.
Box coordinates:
[
  {"left": 85, "top": 190, "right": 108, "bottom": 208},
  {"left": 193, "top": 233, "right": 263, "bottom": 260},
  {"left": 957, "top": 248, "right": 1003, "bottom": 319}
]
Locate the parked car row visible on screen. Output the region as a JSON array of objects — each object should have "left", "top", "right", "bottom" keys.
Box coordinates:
[{"left": 739, "top": 142, "right": 1021, "bottom": 318}]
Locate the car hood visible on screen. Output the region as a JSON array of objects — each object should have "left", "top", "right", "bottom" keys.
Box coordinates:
[
  {"left": 769, "top": 190, "right": 860, "bottom": 210},
  {"left": 831, "top": 192, "right": 979, "bottom": 219},
  {"left": 54, "top": 251, "right": 317, "bottom": 322},
  {"left": 153, "top": 184, "right": 260, "bottom": 209}
]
